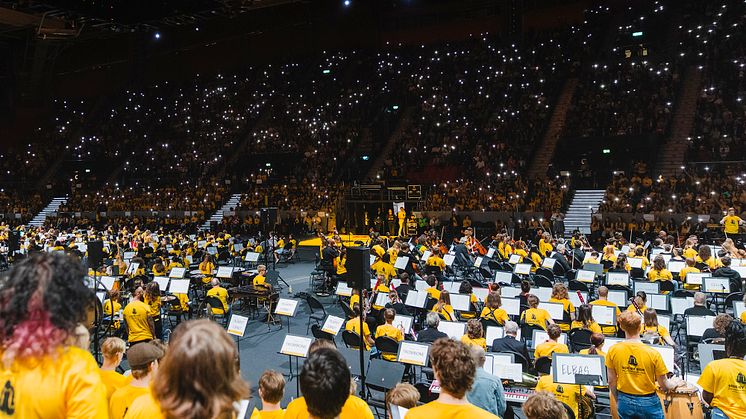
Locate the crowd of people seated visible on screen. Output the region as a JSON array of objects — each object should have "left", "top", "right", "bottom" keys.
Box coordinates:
[
  {"left": 60, "top": 183, "right": 226, "bottom": 213},
  {"left": 598, "top": 163, "right": 745, "bottom": 215}
]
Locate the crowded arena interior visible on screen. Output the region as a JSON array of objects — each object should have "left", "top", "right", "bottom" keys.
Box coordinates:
[{"left": 1, "top": 0, "right": 746, "bottom": 418}]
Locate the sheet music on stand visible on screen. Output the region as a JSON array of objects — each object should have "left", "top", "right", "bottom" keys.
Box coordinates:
[{"left": 552, "top": 353, "right": 607, "bottom": 387}]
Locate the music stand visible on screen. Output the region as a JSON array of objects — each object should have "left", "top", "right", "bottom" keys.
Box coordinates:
[
  {"left": 278, "top": 334, "right": 312, "bottom": 396},
  {"left": 698, "top": 343, "right": 726, "bottom": 372},
  {"left": 552, "top": 353, "right": 607, "bottom": 419},
  {"left": 339, "top": 347, "right": 370, "bottom": 377}
]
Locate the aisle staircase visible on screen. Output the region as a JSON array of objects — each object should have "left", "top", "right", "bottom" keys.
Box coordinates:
[
  {"left": 28, "top": 196, "right": 67, "bottom": 227},
  {"left": 199, "top": 193, "right": 242, "bottom": 232},
  {"left": 564, "top": 190, "right": 605, "bottom": 235},
  {"left": 366, "top": 106, "right": 415, "bottom": 180},
  {"left": 527, "top": 78, "right": 578, "bottom": 179},
  {"left": 656, "top": 66, "right": 703, "bottom": 177}
]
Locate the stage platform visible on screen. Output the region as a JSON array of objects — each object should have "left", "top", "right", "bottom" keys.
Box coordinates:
[{"left": 298, "top": 234, "right": 398, "bottom": 248}]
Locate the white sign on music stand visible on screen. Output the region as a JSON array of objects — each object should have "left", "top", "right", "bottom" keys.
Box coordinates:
[
  {"left": 274, "top": 299, "right": 300, "bottom": 317},
  {"left": 321, "top": 315, "right": 345, "bottom": 336},
  {"left": 227, "top": 315, "right": 249, "bottom": 337},
  {"left": 280, "top": 334, "right": 313, "bottom": 358}
]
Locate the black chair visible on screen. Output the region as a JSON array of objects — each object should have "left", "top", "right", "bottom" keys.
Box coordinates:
[
  {"left": 568, "top": 328, "right": 593, "bottom": 352},
  {"left": 374, "top": 336, "right": 400, "bottom": 361},
  {"left": 339, "top": 299, "right": 355, "bottom": 319},
  {"left": 480, "top": 318, "right": 500, "bottom": 330},
  {"left": 205, "top": 296, "right": 228, "bottom": 326},
  {"left": 568, "top": 279, "right": 589, "bottom": 292},
  {"left": 725, "top": 292, "right": 744, "bottom": 312},
  {"left": 536, "top": 267, "right": 554, "bottom": 280},
  {"left": 534, "top": 275, "right": 553, "bottom": 288},
  {"left": 497, "top": 349, "right": 531, "bottom": 373},
  {"left": 342, "top": 330, "right": 363, "bottom": 349},
  {"left": 520, "top": 323, "right": 546, "bottom": 348},
  {"left": 365, "top": 359, "right": 406, "bottom": 417},
  {"left": 672, "top": 289, "right": 695, "bottom": 299},
  {"left": 311, "top": 324, "right": 336, "bottom": 345},
  {"left": 534, "top": 356, "right": 552, "bottom": 375},
  {"left": 306, "top": 294, "right": 327, "bottom": 334},
  {"left": 659, "top": 280, "right": 675, "bottom": 294}
]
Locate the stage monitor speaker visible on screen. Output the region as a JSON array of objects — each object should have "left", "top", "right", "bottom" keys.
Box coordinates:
[
  {"left": 8, "top": 231, "right": 20, "bottom": 253},
  {"left": 87, "top": 241, "right": 104, "bottom": 270},
  {"left": 346, "top": 246, "right": 371, "bottom": 290}
]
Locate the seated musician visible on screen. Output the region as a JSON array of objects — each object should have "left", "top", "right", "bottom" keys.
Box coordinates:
[
  {"left": 534, "top": 352, "right": 594, "bottom": 419},
  {"left": 405, "top": 339, "right": 499, "bottom": 419},
  {"left": 601, "top": 243, "right": 618, "bottom": 265},
  {"left": 534, "top": 324, "right": 569, "bottom": 359},
  {"left": 426, "top": 250, "right": 446, "bottom": 277},
  {"left": 152, "top": 260, "right": 167, "bottom": 277},
  {"left": 697, "top": 245, "right": 722, "bottom": 271},
  {"left": 417, "top": 312, "right": 449, "bottom": 343},
  {"left": 538, "top": 232, "right": 553, "bottom": 257},
  {"left": 698, "top": 320, "right": 746, "bottom": 419},
  {"left": 253, "top": 264, "right": 267, "bottom": 287},
  {"left": 103, "top": 289, "right": 123, "bottom": 330},
  {"left": 498, "top": 236, "right": 513, "bottom": 259},
  {"left": 335, "top": 247, "right": 347, "bottom": 277},
  {"left": 345, "top": 303, "right": 374, "bottom": 350},
  {"left": 424, "top": 274, "right": 441, "bottom": 300},
  {"left": 523, "top": 392, "right": 567, "bottom": 419},
  {"left": 206, "top": 279, "right": 230, "bottom": 315},
  {"left": 461, "top": 319, "right": 487, "bottom": 350},
  {"left": 144, "top": 282, "right": 163, "bottom": 340},
  {"left": 458, "top": 281, "right": 479, "bottom": 319},
  {"left": 679, "top": 257, "right": 701, "bottom": 290},
  {"left": 479, "top": 291, "right": 509, "bottom": 326},
  {"left": 384, "top": 290, "right": 409, "bottom": 316},
  {"left": 571, "top": 304, "right": 602, "bottom": 334},
  {"left": 589, "top": 286, "right": 620, "bottom": 335},
  {"left": 647, "top": 256, "right": 673, "bottom": 286},
  {"left": 198, "top": 254, "right": 215, "bottom": 284},
  {"left": 625, "top": 291, "right": 647, "bottom": 314},
  {"left": 579, "top": 333, "right": 606, "bottom": 356},
  {"left": 349, "top": 288, "right": 361, "bottom": 312},
  {"left": 166, "top": 256, "right": 183, "bottom": 272},
  {"left": 606, "top": 311, "right": 684, "bottom": 418},
  {"left": 371, "top": 239, "right": 385, "bottom": 259},
  {"left": 371, "top": 253, "right": 396, "bottom": 284},
  {"left": 375, "top": 308, "right": 404, "bottom": 360},
  {"left": 641, "top": 309, "right": 675, "bottom": 347},
  {"left": 371, "top": 274, "right": 391, "bottom": 311},
  {"left": 520, "top": 294, "right": 554, "bottom": 330},
  {"left": 432, "top": 290, "right": 456, "bottom": 322},
  {"left": 585, "top": 251, "right": 600, "bottom": 265},
  {"left": 548, "top": 284, "right": 575, "bottom": 332},
  {"left": 513, "top": 240, "right": 529, "bottom": 263},
  {"left": 394, "top": 272, "right": 415, "bottom": 302}
]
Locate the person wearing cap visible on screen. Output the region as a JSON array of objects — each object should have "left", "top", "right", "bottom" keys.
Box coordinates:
[{"left": 109, "top": 342, "right": 165, "bottom": 419}]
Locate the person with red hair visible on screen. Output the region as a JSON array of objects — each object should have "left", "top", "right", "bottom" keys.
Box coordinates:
[{"left": 0, "top": 253, "right": 108, "bottom": 417}]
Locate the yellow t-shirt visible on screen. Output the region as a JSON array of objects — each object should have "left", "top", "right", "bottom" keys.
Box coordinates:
[
  {"left": 683, "top": 248, "right": 698, "bottom": 260},
  {"left": 251, "top": 408, "right": 286, "bottom": 419},
  {"left": 371, "top": 261, "right": 396, "bottom": 281},
  {"left": 349, "top": 294, "right": 360, "bottom": 311},
  {"left": 375, "top": 323, "right": 404, "bottom": 341},
  {"left": 571, "top": 320, "right": 602, "bottom": 335},
  {"left": 425, "top": 287, "right": 441, "bottom": 301},
  {"left": 549, "top": 297, "right": 575, "bottom": 331},
  {"left": 539, "top": 239, "right": 553, "bottom": 257},
  {"left": 723, "top": 215, "right": 743, "bottom": 234},
  {"left": 254, "top": 274, "right": 266, "bottom": 287},
  {"left": 479, "top": 307, "right": 509, "bottom": 325},
  {"left": 741, "top": 311, "right": 746, "bottom": 324},
  {"left": 680, "top": 266, "right": 701, "bottom": 290},
  {"left": 284, "top": 395, "right": 373, "bottom": 419},
  {"left": 206, "top": 286, "right": 230, "bottom": 314},
  {"left": 579, "top": 348, "right": 606, "bottom": 357},
  {"left": 345, "top": 317, "right": 372, "bottom": 350},
  {"left": 404, "top": 400, "right": 498, "bottom": 419},
  {"left": 534, "top": 341, "right": 569, "bottom": 359},
  {"left": 697, "top": 358, "right": 746, "bottom": 419},
  {"left": 432, "top": 304, "right": 455, "bottom": 322},
  {"left": 0, "top": 346, "right": 108, "bottom": 418},
  {"left": 461, "top": 335, "right": 487, "bottom": 349},
  {"left": 123, "top": 300, "right": 153, "bottom": 343},
  {"left": 109, "top": 385, "right": 149, "bottom": 419},
  {"left": 647, "top": 269, "right": 673, "bottom": 282},
  {"left": 426, "top": 256, "right": 446, "bottom": 270},
  {"left": 520, "top": 307, "right": 552, "bottom": 330},
  {"left": 123, "top": 391, "right": 164, "bottom": 419},
  {"left": 100, "top": 369, "right": 132, "bottom": 400},
  {"left": 642, "top": 324, "right": 670, "bottom": 341},
  {"left": 589, "top": 299, "right": 621, "bottom": 335},
  {"left": 535, "top": 374, "right": 585, "bottom": 419},
  {"left": 605, "top": 341, "right": 668, "bottom": 395}
]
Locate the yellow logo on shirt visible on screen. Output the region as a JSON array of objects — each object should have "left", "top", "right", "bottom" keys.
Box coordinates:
[
  {"left": 628, "top": 355, "right": 638, "bottom": 367},
  {"left": 0, "top": 380, "right": 14, "bottom": 415},
  {"left": 737, "top": 373, "right": 746, "bottom": 385},
  {"left": 556, "top": 385, "right": 565, "bottom": 394}
]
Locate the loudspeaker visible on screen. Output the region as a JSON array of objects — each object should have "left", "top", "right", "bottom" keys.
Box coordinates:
[
  {"left": 8, "top": 231, "right": 20, "bottom": 253},
  {"left": 346, "top": 246, "right": 371, "bottom": 290},
  {"left": 87, "top": 241, "right": 104, "bottom": 270}
]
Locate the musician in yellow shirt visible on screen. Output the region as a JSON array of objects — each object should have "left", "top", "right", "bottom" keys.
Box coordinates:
[
  {"left": 571, "top": 304, "right": 603, "bottom": 334},
  {"left": 251, "top": 370, "right": 286, "bottom": 419},
  {"left": 679, "top": 258, "right": 701, "bottom": 290},
  {"left": 397, "top": 206, "right": 407, "bottom": 236},
  {"left": 647, "top": 256, "right": 673, "bottom": 283},
  {"left": 371, "top": 253, "right": 396, "bottom": 283},
  {"left": 538, "top": 232, "right": 553, "bottom": 257},
  {"left": 254, "top": 264, "right": 267, "bottom": 286},
  {"left": 479, "top": 292, "right": 509, "bottom": 325},
  {"left": 535, "top": 372, "right": 592, "bottom": 419},
  {"left": 431, "top": 291, "right": 456, "bottom": 322},
  {"left": 375, "top": 308, "right": 404, "bottom": 360},
  {"left": 641, "top": 309, "right": 675, "bottom": 346},
  {"left": 520, "top": 294, "right": 554, "bottom": 330},
  {"left": 549, "top": 283, "right": 575, "bottom": 331},
  {"left": 198, "top": 254, "right": 215, "bottom": 284},
  {"left": 206, "top": 279, "right": 230, "bottom": 315},
  {"left": 99, "top": 337, "right": 130, "bottom": 400},
  {"left": 345, "top": 303, "right": 374, "bottom": 350},
  {"left": 425, "top": 275, "right": 441, "bottom": 300},
  {"left": 720, "top": 208, "right": 744, "bottom": 234},
  {"left": 534, "top": 324, "right": 569, "bottom": 359},
  {"left": 0, "top": 253, "right": 109, "bottom": 418},
  {"left": 460, "top": 319, "right": 487, "bottom": 350},
  {"left": 426, "top": 251, "right": 446, "bottom": 271},
  {"left": 405, "top": 339, "right": 498, "bottom": 419},
  {"left": 606, "top": 311, "right": 685, "bottom": 418},
  {"left": 697, "top": 246, "right": 722, "bottom": 270},
  {"left": 589, "top": 286, "right": 621, "bottom": 335},
  {"left": 698, "top": 321, "right": 746, "bottom": 419}
]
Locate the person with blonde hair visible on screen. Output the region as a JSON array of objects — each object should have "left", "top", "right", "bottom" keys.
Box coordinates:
[
  {"left": 549, "top": 283, "right": 575, "bottom": 331},
  {"left": 642, "top": 308, "right": 675, "bottom": 346},
  {"left": 125, "top": 319, "right": 250, "bottom": 419},
  {"left": 100, "top": 336, "right": 130, "bottom": 400},
  {"left": 606, "top": 311, "right": 684, "bottom": 419},
  {"left": 251, "top": 370, "right": 285, "bottom": 419},
  {"left": 386, "top": 383, "right": 419, "bottom": 418}
]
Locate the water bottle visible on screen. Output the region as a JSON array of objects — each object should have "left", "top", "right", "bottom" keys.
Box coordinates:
[{"left": 288, "top": 285, "right": 293, "bottom": 294}]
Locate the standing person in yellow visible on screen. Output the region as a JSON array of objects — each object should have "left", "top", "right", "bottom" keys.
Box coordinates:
[
  {"left": 124, "top": 287, "right": 155, "bottom": 345},
  {"left": 405, "top": 339, "right": 498, "bottom": 419},
  {"left": 144, "top": 281, "right": 163, "bottom": 340},
  {"left": 125, "top": 319, "right": 250, "bottom": 418},
  {"left": 109, "top": 342, "right": 164, "bottom": 419},
  {"left": 100, "top": 337, "right": 130, "bottom": 400},
  {"left": 0, "top": 253, "right": 108, "bottom": 418},
  {"left": 698, "top": 320, "right": 746, "bottom": 419},
  {"left": 397, "top": 206, "right": 407, "bottom": 237},
  {"left": 606, "top": 311, "right": 685, "bottom": 419},
  {"left": 720, "top": 207, "right": 744, "bottom": 235}
]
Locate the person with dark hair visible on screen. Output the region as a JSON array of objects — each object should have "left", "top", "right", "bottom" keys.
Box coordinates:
[
  {"left": 344, "top": 303, "right": 374, "bottom": 350},
  {"left": 713, "top": 257, "right": 742, "bottom": 292},
  {"left": 480, "top": 292, "right": 509, "bottom": 325},
  {"left": 589, "top": 286, "right": 621, "bottom": 335},
  {"left": 534, "top": 324, "right": 569, "bottom": 359},
  {"left": 301, "top": 348, "right": 351, "bottom": 419},
  {"left": 520, "top": 294, "right": 553, "bottom": 330},
  {"left": 625, "top": 291, "right": 647, "bottom": 313},
  {"left": 580, "top": 333, "right": 606, "bottom": 356},
  {"left": 698, "top": 320, "right": 746, "bottom": 419},
  {"left": 125, "top": 319, "right": 250, "bottom": 419},
  {"left": 405, "top": 339, "right": 498, "bottom": 418},
  {"left": 0, "top": 252, "right": 108, "bottom": 417},
  {"left": 571, "top": 304, "right": 602, "bottom": 334},
  {"left": 144, "top": 281, "right": 163, "bottom": 340}
]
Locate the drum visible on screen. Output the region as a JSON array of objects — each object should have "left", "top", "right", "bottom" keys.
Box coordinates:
[{"left": 657, "top": 385, "right": 704, "bottom": 419}]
